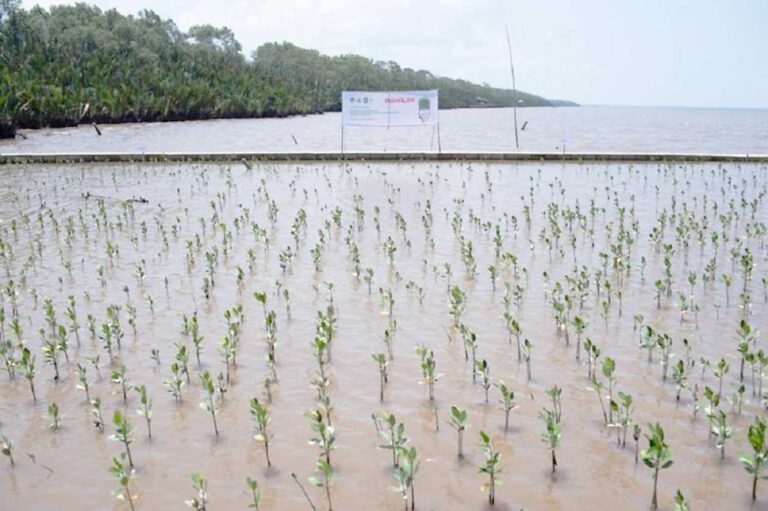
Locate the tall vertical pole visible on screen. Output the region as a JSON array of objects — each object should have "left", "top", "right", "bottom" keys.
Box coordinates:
[
  {"left": 341, "top": 118, "right": 344, "bottom": 156},
  {"left": 505, "top": 26, "right": 520, "bottom": 150},
  {"left": 437, "top": 122, "right": 442, "bottom": 154}
]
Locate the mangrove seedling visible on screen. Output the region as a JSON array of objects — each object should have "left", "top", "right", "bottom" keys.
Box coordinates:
[
  {"left": 656, "top": 334, "right": 673, "bottom": 381},
  {"left": 48, "top": 402, "right": 61, "bottom": 431},
  {"left": 2, "top": 436, "right": 13, "bottom": 466},
  {"left": 111, "top": 410, "right": 135, "bottom": 467},
  {"left": 76, "top": 363, "right": 91, "bottom": 403},
  {"left": 372, "top": 353, "right": 389, "bottom": 402},
  {"left": 591, "top": 377, "right": 608, "bottom": 425},
  {"left": 641, "top": 423, "right": 673, "bottom": 510},
  {"left": 546, "top": 385, "right": 563, "bottom": 423},
  {"left": 572, "top": 315, "right": 587, "bottom": 361},
  {"left": 714, "top": 358, "right": 729, "bottom": 397},
  {"left": 479, "top": 431, "right": 501, "bottom": 505},
  {"left": 674, "top": 489, "right": 690, "bottom": 511},
  {"left": 448, "top": 286, "right": 467, "bottom": 326},
  {"left": 476, "top": 359, "right": 491, "bottom": 402},
  {"left": 109, "top": 454, "right": 136, "bottom": 511},
  {"left": 19, "top": 347, "right": 36, "bottom": 401},
  {"left": 185, "top": 472, "right": 209, "bottom": 511},
  {"left": 308, "top": 458, "right": 334, "bottom": 511},
  {"left": 393, "top": 446, "right": 419, "bottom": 511},
  {"left": 671, "top": 360, "right": 687, "bottom": 401},
  {"left": 200, "top": 371, "right": 219, "bottom": 437},
  {"left": 539, "top": 408, "right": 561, "bottom": 473},
  {"left": 710, "top": 410, "right": 732, "bottom": 459},
  {"left": 496, "top": 380, "right": 518, "bottom": 433},
  {"left": 306, "top": 408, "right": 335, "bottom": 465},
  {"left": 41, "top": 337, "right": 60, "bottom": 382},
  {"left": 523, "top": 339, "right": 533, "bottom": 381},
  {"left": 740, "top": 417, "right": 768, "bottom": 500},
  {"left": 448, "top": 405, "right": 469, "bottom": 459},
  {"left": 246, "top": 477, "right": 261, "bottom": 510},
  {"left": 614, "top": 391, "right": 634, "bottom": 447},
  {"left": 376, "top": 412, "right": 407, "bottom": 468},
  {"left": 584, "top": 339, "right": 600, "bottom": 380},
  {"left": 111, "top": 366, "right": 133, "bottom": 403},
  {"left": 135, "top": 385, "right": 153, "bottom": 440},
  {"left": 250, "top": 397, "right": 272, "bottom": 467},
  {"left": 602, "top": 357, "right": 616, "bottom": 423},
  {"left": 291, "top": 472, "right": 318, "bottom": 511},
  {"left": 164, "top": 362, "right": 185, "bottom": 401},
  {"left": 419, "top": 350, "right": 439, "bottom": 401},
  {"left": 502, "top": 312, "right": 522, "bottom": 362},
  {"left": 91, "top": 398, "right": 105, "bottom": 432}
]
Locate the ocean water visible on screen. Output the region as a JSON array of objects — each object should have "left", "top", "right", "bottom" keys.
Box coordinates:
[{"left": 2, "top": 105, "right": 767, "bottom": 155}]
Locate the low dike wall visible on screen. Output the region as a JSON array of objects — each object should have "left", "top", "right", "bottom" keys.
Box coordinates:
[{"left": 1, "top": 152, "right": 767, "bottom": 165}]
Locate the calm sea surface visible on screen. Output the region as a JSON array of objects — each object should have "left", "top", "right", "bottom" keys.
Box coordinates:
[{"left": 2, "top": 105, "right": 767, "bottom": 154}]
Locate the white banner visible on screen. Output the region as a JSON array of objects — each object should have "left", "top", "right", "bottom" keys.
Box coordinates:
[{"left": 342, "top": 90, "right": 438, "bottom": 127}]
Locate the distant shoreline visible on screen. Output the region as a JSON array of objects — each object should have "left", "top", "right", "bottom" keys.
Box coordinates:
[{"left": 4, "top": 103, "right": 580, "bottom": 140}]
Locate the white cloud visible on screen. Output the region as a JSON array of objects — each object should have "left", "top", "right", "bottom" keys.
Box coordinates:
[{"left": 20, "top": 0, "right": 768, "bottom": 107}]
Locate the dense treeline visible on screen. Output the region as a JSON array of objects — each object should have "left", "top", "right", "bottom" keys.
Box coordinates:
[{"left": 0, "top": 2, "right": 570, "bottom": 138}]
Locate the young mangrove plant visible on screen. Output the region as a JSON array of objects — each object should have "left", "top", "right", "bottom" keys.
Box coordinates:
[
  {"left": 185, "top": 472, "right": 209, "bottom": 511},
  {"left": 111, "top": 410, "right": 135, "bottom": 467},
  {"left": 111, "top": 366, "right": 133, "bottom": 403},
  {"left": 502, "top": 312, "right": 522, "bottom": 362},
  {"left": 372, "top": 353, "right": 389, "bottom": 402},
  {"left": 376, "top": 412, "right": 408, "bottom": 468},
  {"left": 308, "top": 458, "right": 334, "bottom": 511},
  {"left": 641, "top": 423, "right": 673, "bottom": 510},
  {"left": 546, "top": 385, "right": 563, "bottom": 423},
  {"left": 448, "top": 286, "right": 466, "bottom": 327},
  {"left": 164, "top": 362, "right": 185, "bottom": 402},
  {"left": 656, "top": 334, "right": 673, "bottom": 381},
  {"left": 135, "top": 384, "right": 153, "bottom": 440},
  {"left": 572, "top": 315, "right": 587, "bottom": 361},
  {"left": 109, "top": 454, "right": 136, "bottom": 511},
  {"left": 523, "top": 339, "right": 533, "bottom": 381},
  {"left": 200, "top": 371, "right": 219, "bottom": 437},
  {"left": 91, "top": 398, "right": 105, "bottom": 432},
  {"left": 539, "top": 408, "right": 562, "bottom": 473},
  {"left": 448, "top": 405, "right": 469, "bottom": 459},
  {"left": 613, "top": 391, "right": 634, "bottom": 447},
  {"left": 479, "top": 431, "right": 501, "bottom": 505},
  {"left": 671, "top": 360, "right": 687, "bottom": 402},
  {"left": 714, "top": 358, "right": 729, "bottom": 397},
  {"left": 418, "top": 349, "right": 439, "bottom": 400},
  {"left": 740, "top": 417, "right": 768, "bottom": 500},
  {"left": 476, "top": 359, "right": 491, "bottom": 402},
  {"left": 246, "top": 477, "right": 261, "bottom": 510},
  {"left": 42, "top": 337, "right": 61, "bottom": 382},
  {"left": 19, "top": 347, "right": 37, "bottom": 401},
  {"left": 249, "top": 397, "right": 272, "bottom": 467},
  {"left": 306, "top": 408, "right": 335, "bottom": 466},
  {"left": 47, "top": 402, "right": 62, "bottom": 431},
  {"left": 710, "top": 410, "right": 732, "bottom": 459},
  {"left": 76, "top": 363, "right": 91, "bottom": 403},
  {"left": 393, "top": 446, "right": 419, "bottom": 511},
  {"left": 2, "top": 436, "right": 14, "bottom": 466},
  {"left": 496, "top": 380, "right": 518, "bottom": 433},
  {"left": 674, "top": 489, "right": 690, "bottom": 511}
]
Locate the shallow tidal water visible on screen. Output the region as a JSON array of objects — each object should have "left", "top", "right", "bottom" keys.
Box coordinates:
[
  {"left": 2, "top": 106, "right": 768, "bottom": 155},
  {"left": 0, "top": 160, "right": 767, "bottom": 510}
]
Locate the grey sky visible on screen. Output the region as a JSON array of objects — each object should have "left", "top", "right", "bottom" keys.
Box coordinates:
[{"left": 23, "top": 0, "right": 768, "bottom": 108}]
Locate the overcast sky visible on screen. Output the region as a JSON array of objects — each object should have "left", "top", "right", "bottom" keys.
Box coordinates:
[{"left": 22, "top": 0, "right": 768, "bottom": 109}]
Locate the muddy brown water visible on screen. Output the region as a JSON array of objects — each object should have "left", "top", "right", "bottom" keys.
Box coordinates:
[{"left": 0, "top": 160, "right": 766, "bottom": 510}]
